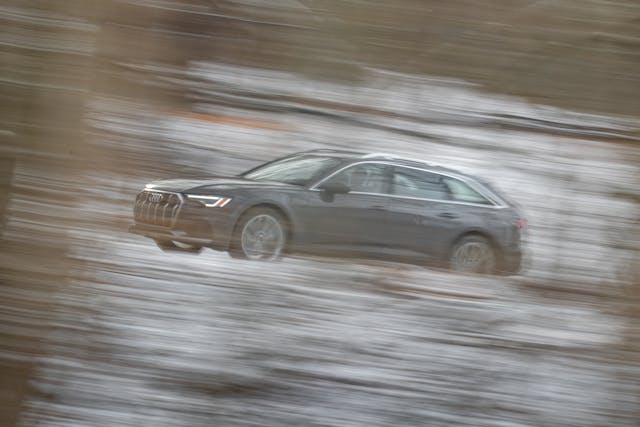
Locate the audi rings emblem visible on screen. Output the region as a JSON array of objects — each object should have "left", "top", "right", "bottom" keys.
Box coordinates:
[{"left": 149, "top": 192, "right": 163, "bottom": 203}]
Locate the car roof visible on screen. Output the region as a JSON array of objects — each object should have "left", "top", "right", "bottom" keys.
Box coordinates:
[{"left": 303, "top": 149, "right": 475, "bottom": 180}]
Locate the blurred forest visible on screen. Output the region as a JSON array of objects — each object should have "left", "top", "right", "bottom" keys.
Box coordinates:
[{"left": 1, "top": 1, "right": 639, "bottom": 426}]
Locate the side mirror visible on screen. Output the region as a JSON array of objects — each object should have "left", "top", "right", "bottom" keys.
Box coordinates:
[{"left": 319, "top": 182, "right": 350, "bottom": 194}]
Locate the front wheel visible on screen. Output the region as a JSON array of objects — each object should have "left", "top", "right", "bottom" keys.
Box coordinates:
[
  {"left": 449, "top": 235, "right": 496, "bottom": 274},
  {"left": 155, "top": 239, "right": 202, "bottom": 253},
  {"left": 230, "top": 208, "right": 287, "bottom": 260}
]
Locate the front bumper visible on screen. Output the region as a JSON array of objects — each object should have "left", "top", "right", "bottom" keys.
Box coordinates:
[{"left": 129, "top": 223, "right": 216, "bottom": 247}]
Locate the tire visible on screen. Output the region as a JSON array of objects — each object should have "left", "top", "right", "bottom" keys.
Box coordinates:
[
  {"left": 230, "top": 207, "right": 287, "bottom": 260},
  {"left": 449, "top": 235, "right": 497, "bottom": 274},
  {"left": 155, "top": 239, "right": 202, "bottom": 253}
]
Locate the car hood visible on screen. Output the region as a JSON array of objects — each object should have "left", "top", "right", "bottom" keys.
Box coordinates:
[{"left": 144, "top": 176, "right": 298, "bottom": 193}]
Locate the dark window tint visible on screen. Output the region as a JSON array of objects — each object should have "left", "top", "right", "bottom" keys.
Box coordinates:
[
  {"left": 443, "top": 178, "right": 491, "bottom": 204},
  {"left": 392, "top": 167, "right": 449, "bottom": 200},
  {"left": 324, "top": 163, "right": 389, "bottom": 193}
]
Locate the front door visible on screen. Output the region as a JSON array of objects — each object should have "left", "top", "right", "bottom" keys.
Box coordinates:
[{"left": 295, "top": 162, "right": 392, "bottom": 253}]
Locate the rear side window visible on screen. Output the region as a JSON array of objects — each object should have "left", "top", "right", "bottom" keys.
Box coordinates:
[
  {"left": 443, "top": 178, "right": 491, "bottom": 205},
  {"left": 391, "top": 167, "right": 449, "bottom": 200}
]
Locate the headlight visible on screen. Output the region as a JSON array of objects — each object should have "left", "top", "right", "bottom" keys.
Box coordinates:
[{"left": 185, "top": 194, "right": 232, "bottom": 208}]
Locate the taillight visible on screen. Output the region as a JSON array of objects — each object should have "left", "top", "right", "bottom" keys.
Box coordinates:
[{"left": 515, "top": 218, "right": 528, "bottom": 231}]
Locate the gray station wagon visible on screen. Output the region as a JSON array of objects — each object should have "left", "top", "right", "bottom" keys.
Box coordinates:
[{"left": 130, "top": 150, "right": 526, "bottom": 274}]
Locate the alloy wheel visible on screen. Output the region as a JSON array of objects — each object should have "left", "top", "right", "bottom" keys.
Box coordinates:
[
  {"left": 451, "top": 239, "right": 496, "bottom": 274},
  {"left": 240, "top": 214, "right": 285, "bottom": 260}
]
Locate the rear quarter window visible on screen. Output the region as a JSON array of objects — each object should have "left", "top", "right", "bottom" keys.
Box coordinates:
[{"left": 444, "top": 178, "right": 492, "bottom": 205}]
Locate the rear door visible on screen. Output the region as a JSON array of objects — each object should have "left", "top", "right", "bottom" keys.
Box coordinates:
[{"left": 385, "top": 167, "right": 461, "bottom": 259}]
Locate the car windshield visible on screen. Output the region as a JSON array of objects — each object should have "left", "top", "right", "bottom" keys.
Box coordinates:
[{"left": 242, "top": 155, "right": 342, "bottom": 186}]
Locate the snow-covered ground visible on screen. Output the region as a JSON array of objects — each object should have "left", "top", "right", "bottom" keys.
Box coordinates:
[
  {"left": 89, "top": 64, "right": 638, "bottom": 285},
  {"left": 12, "top": 65, "right": 640, "bottom": 426}
]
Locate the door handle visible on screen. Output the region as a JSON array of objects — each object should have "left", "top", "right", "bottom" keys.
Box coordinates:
[
  {"left": 370, "top": 205, "right": 386, "bottom": 210},
  {"left": 438, "top": 212, "right": 458, "bottom": 219}
]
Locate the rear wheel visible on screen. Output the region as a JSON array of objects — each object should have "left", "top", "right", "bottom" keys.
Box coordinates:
[
  {"left": 230, "top": 208, "right": 286, "bottom": 260},
  {"left": 449, "top": 235, "right": 496, "bottom": 274}
]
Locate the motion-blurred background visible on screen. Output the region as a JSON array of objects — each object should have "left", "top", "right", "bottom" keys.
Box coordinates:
[{"left": 1, "top": 1, "right": 639, "bottom": 426}]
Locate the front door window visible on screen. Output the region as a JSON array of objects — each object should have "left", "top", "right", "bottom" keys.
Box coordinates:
[{"left": 323, "top": 163, "right": 389, "bottom": 194}]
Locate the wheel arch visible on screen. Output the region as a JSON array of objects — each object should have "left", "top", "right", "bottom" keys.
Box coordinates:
[
  {"left": 449, "top": 229, "right": 504, "bottom": 271},
  {"left": 232, "top": 202, "right": 294, "bottom": 250}
]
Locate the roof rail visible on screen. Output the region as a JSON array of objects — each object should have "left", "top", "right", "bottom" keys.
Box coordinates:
[
  {"left": 361, "top": 152, "right": 439, "bottom": 167},
  {"left": 360, "top": 152, "right": 398, "bottom": 159},
  {"left": 308, "top": 148, "right": 363, "bottom": 154}
]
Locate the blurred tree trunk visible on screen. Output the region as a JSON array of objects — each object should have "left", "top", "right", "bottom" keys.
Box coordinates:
[
  {"left": 0, "top": 2, "right": 97, "bottom": 426},
  {"left": 0, "top": 1, "right": 190, "bottom": 423}
]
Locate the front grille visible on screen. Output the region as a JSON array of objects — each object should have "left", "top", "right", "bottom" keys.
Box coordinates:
[{"left": 134, "top": 190, "right": 182, "bottom": 227}]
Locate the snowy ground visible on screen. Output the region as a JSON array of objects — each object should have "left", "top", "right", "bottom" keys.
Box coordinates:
[{"left": 9, "top": 65, "right": 640, "bottom": 426}]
